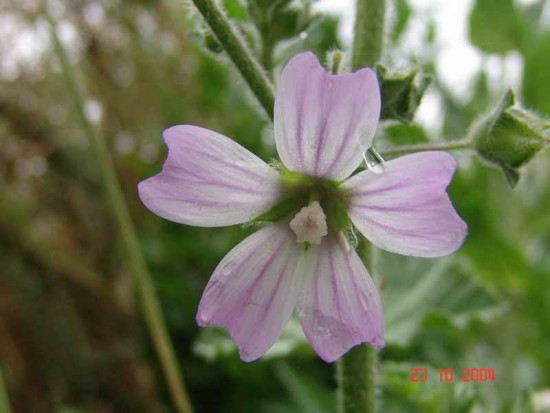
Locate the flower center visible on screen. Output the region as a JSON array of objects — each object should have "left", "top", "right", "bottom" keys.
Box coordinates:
[{"left": 289, "top": 201, "right": 328, "bottom": 245}]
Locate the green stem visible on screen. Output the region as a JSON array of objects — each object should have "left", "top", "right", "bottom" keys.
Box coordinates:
[
  {"left": 338, "top": 1, "right": 387, "bottom": 409},
  {"left": 337, "top": 240, "right": 378, "bottom": 413},
  {"left": 44, "top": 4, "right": 194, "bottom": 413},
  {"left": 0, "top": 367, "right": 12, "bottom": 413},
  {"left": 327, "top": 50, "right": 346, "bottom": 75},
  {"left": 381, "top": 138, "right": 473, "bottom": 157},
  {"left": 260, "top": 27, "right": 274, "bottom": 74},
  {"left": 192, "top": 0, "right": 275, "bottom": 119},
  {"left": 352, "top": 0, "right": 386, "bottom": 70},
  {"left": 261, "top": 40, "right": 274, "bottom": 74}
]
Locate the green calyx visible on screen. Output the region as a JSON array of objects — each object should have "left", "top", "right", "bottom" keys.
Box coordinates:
[
  {"left": 471, "top": 90, "right": 549, "bottom": 187},
  {"left": 253, "top": 165, "right": 352, "bottom": 233},
  {"left": 377, "top": 65, "right": 432, "bottom": 124}
]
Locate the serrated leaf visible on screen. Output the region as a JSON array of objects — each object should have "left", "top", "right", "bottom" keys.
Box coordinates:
[
  {"left": 381, "top": 254, "right": 503, "bottom": 347},
  {"left": 274, "top": 362, "right": 333, "bottom": 413}
]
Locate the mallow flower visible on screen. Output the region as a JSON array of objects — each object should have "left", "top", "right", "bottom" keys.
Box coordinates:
[{"left": 138, "top": 52, "right": 467, "bottom": 362}]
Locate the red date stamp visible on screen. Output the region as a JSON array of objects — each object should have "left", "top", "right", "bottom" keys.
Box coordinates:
[{"left": 410, "top": 367, "right": 496, "bottom": 383}]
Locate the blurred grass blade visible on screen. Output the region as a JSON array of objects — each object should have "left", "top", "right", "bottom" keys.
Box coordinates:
[
  {"left": 274, "top": 362, "right": 333, "bottom": 413},
  {"left": 43, "top": 2, "right": 194, "bottom": 413},
  {"left": 381, "top": 254, "right": 503, "bottom": 346},
  {"left": 0, "top": 367, "right": 12, "bottom": 413},
  {"left": 192, "top": 0, "right": 275, "bottom": 119}
]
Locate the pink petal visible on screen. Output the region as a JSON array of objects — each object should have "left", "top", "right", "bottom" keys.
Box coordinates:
[
  {"left": 138, "top": 125, "right": 280, "bottom": 227},
  {"left": 274, "top": 52, "right": 380, "bottom": 180},
  {"left": 196, "top": 224, "right": 301, "bottom": 361},
  {"left": 341, "top": 151, "right": 468, "bottom": 257},
  {"left": 296, "top": 234, "right": 384, "bottom": 363}
]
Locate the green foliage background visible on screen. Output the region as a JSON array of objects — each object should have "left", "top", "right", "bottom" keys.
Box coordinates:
[{"left": 0, "top": 0, "right": 549, "bottom": 412}]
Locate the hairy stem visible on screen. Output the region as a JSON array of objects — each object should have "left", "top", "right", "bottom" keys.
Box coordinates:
[
  {"left": 192, "top": 0, "right": 275, "bottom": 119},
  {"left": 352, "top": 0, "right": 386, "bottom": 69},
  {"left": 261, "top": 40, "right": 274, "bottom": 74},
  {"left": 44, "top": 4, "right": 194, "bottom": 413},
  {"left": 381, "top": 138, "right": 473, "bottom": 157},
  {"left": 337, "top": 240, "right": 378, "bottom": 413},
  {"left": 338, "top": 1, "right": 387, "bottom": 410},
  {"left": 327, "top": 50, "right": 346, "bottom": 75}
]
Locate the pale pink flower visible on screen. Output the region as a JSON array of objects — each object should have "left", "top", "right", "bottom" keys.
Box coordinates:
[{"left": 138, "top": 52, "right": 467, "bottom": 362}]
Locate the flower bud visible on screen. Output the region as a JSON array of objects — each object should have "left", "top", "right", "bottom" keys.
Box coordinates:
[
  {"left": 249, "top": 0, "right": 313, "bottom": 44},
  {"left": 377, "top": 65, "right": 431, "bottom": 124},
  {"left": 471, "top": 90, "right": 549, "bottom": 187},
  {"left": 326, "top": 50, "right": 347, "bottom": 74},
  {"left": 204, "top": 32, "right": 223, "bottom": 54}
]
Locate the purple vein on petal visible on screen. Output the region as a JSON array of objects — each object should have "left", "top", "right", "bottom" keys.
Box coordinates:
[
  {"left": 353, "top": 213, "right": 452, "bottom": 238},
  {"left": 313, "top": 80, "right": 332, "bottom": 176},
  {"left": 174, "top": 146, "right": 270, "bottom": 182},
  {"left": 145, "top": 196, "right": 253, "bottom": 208},
  {"left": 323, "top": 86, "right": 366, "bottom": 176},
  {"left": 329, "top": 248, "right": 344, "bottom": 322},
  {"left": 346, "top": 252, "right": 370, "bottom": 315},
  {"left": 200, "top": 244, "right": 260, "bottom": 301},
  {"left": 326, "top": 80, "right": 362, "bottom": 172},
  {"left": 324, "top": 119, "right": 356, "bottom": 177},
  {"left": 346, "top": 181, "right": 412, "bottom": 198},
  {"left": 313, "top": 248, "right": 322, "bottom": 313},
  {"left": 166, "top": 165, "right": 273, "bottom": 194},
  {"left": 349, "top": 196, "right": 449, "bottom": 212},
  {"left": 345, "top": 253, "right": 378, "bottom": 340},
  {"left": 201, "top": 235, "right": 285, "bottom": 329},
  {"left": 295, "top": 74, "right": 308, "bottom": 167},
  {"left": 241, "top": 242, "right": 285, "bottom": 306},
  {"left": 258, "top": 248, "right": 290, "bottom": 322},
  {"left": 348, "top": 257, "right": 367, "bottom": 313}
]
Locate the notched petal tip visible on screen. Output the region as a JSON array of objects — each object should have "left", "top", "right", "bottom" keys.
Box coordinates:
[
  {"left": 442, "top": 215, "right": 468, "bottom": 256},
  {"left": 161, "top": 124, "right": 195, "bottom": 143},
  {"left": 313, "top": 321, "right": 386, "bottom": 363},
  {"left": 138, "top": 124, "right": 280, "bottom": 227},
  {"left": 432, "top": 150, "right": 459, "bottom": 184},
  {"left": 371, "top": 334, "right": 386, "bottom": 349},
  {"left": 195, "top": 225, "right": 301, "bottom": 362},
  {"left": 238, "top": 347, "right": 259, "bottom": 363},
  {"left": 274, "top": 51, "right": 381, "bottom": 180},
  {"left": 343, "top": 151, "right": 468, "bottom": 258},
  {"left": 296, "top": 236, "right": 384, "bottom": 363},
  {"left": 194, "top": 310, "right": 211, "bottom": 328},
  {"left": 137, "top": 176, "right": 172, "bottom": 221},
  {"left": 317, "top": 336, "right": 385, "bottom": 363},
  {"left": 286, "top": 51, "right": 378, "bottom": 78},
  {"left": 285, "top": 51, "right": 323, "bottom": 70}
]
